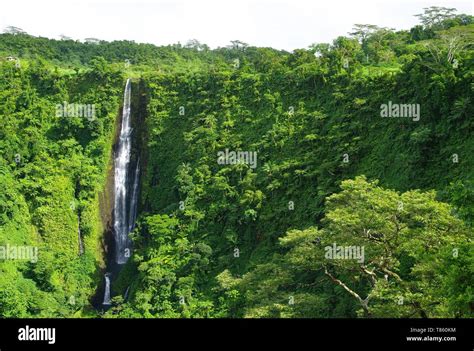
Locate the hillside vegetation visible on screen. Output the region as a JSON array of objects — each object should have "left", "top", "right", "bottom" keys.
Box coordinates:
[{"left": 0, "top": 7, "right": 472, "bottom": 318}]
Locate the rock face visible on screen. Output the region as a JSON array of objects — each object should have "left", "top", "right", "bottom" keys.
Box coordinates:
[{"left": 95, "top": 79, "right": 145, "bottom": 308}]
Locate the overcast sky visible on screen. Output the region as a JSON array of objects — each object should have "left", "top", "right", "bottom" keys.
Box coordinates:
[{"left": 0, "top": 0, "right": 472, "bottom": 51}]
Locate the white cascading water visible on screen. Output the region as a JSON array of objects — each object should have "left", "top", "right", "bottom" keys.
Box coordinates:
[
  {"left": 114, "top": 78, "right": 138, "bottom": 264},
  {"left": 103, "top": 273, "right": 112, "bottom": 305}
]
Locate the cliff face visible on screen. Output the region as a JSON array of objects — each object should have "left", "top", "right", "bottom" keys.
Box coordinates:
[
  {"left": 94, "top": 79, "right": 148, "bottom": 303},
  {"left": 130, "top": 78, "right": 148, "bottom": 201},
  {"left": 93, "top": 99, "right": 123, "bottom": 308}
]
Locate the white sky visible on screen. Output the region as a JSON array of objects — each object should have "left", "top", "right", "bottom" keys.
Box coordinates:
[{"left": 0, "top": 0, "right": 472, "bottom": 51}]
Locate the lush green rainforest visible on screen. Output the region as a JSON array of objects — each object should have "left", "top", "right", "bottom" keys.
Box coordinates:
[
  {"left": 0, "top": 10, "right": 472, "bottom": 318},
  {"left": 0, "top": 57, "right": 124, "bottom": 316}
]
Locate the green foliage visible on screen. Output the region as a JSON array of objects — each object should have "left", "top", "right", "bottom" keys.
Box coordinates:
[
  {"left": 127, "top": 15, "right": 472, "bottom": 318},
  {"left": 0, "top": 54, "right": 124, "bottom": 317},
  {"left": 0, "top": 9, "right": 472, "bottom": 318}
]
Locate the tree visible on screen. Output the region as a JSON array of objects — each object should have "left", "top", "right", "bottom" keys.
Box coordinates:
[
  {"left": 184, "top": 39, "right": 208, "bottom": 51},
  {"left": 309, "top": 43, "right": 330, "bottom": 57},
  {"left": 84, "top": 38, "right": 100, "bottom": 44},
  {"left": 3, "top": 26, "right": 26, "bottom": 35},
  {"left": 230, "top": 177, "right": 471, "bottom": 318},
  {"left": 228, "top": 40, "right": 249, "bottom": 51},
  {"left": 311, "top": 177, "right": 469, "bottom": 317},
  {"left": 421, "top": 25, "right": 474, "bottom": 72},
  {"left": 415, "top": 6, "right": 457, "bottom": 29},
  {"left": 349, "top": 24, "right": 380, "bottom": 43}
]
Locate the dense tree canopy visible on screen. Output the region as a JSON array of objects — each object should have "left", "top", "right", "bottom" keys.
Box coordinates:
[{"left": 0, "top": 7, "right": 472, "bottom": 318}]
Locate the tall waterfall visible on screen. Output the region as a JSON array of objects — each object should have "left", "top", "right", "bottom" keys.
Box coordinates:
[
  {"left": 103, "top": 273, "right": 112, "bottom": 305},
  {"left": 113, "top": 78, "right": 138, "bottom": 264}
]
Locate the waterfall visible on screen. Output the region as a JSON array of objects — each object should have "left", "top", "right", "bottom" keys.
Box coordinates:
[
  {"left": 103, "top": 273, "right": 112, "bottom": 305},
  {"left": 124, "top": 285, "right": 131, "bottom": 302},
  {"left": 113, "top": 78, "right": 137, "bottom": 264}
]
